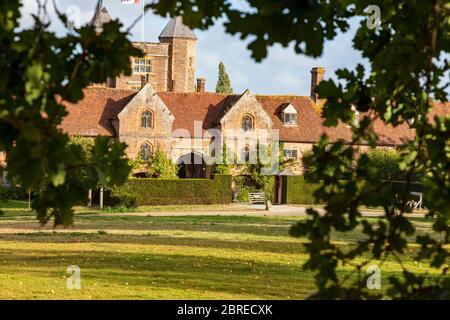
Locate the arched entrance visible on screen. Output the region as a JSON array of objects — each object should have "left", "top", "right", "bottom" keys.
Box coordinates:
[{"left": 177, "top": 152, "right": 210, "bottom": 178}]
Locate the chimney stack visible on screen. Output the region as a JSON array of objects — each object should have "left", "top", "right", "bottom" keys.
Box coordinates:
[
  {"left": 196, "top": 77, "right": 206, "bottom": 92},
  {"left": 310, "top": 67, "right": 325, "bottom": 102}
]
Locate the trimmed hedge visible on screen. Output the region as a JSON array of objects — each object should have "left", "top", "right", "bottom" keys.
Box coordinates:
[
  {"left": 0, "top": 185, "right": 28, "bottom": 200},
  {"left": 108, "top": 174, "right": 232, "bottom": 206},
  {"left": 281, "top": 176, "right": 319, "bottom": 205},
  {"left": 281, "top": 176, "right": 424, "bottom": 205}
]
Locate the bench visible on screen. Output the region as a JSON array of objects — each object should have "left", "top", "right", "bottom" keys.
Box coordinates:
[{"left": 248, "top": 192, "right": 265, "bottom": 204}]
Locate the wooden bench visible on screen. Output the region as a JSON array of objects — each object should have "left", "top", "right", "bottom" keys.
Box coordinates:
[{"left": 248, "top": 192, "right": 265, "bottom": 204}]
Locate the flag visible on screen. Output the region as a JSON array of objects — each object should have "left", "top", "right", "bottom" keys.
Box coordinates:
[{"left": 121, "top": 0, "right": 140, "bottom": 4}]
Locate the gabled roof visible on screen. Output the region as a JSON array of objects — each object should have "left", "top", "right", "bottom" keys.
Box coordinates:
[
  {"left": 60, "top": 87, "right": 449, "bottom": 146},
  {"left": 89, "top": 6, "right": 112, "bottom": 33},
  {"left": 158, "top": 92, "right": 235, "bottom": 137},
  {"left": 158, "top": 17, "right": 197, "bottom": 40},
  {"left": 60, "top": 87, "right": 136, "bottom": 136}
]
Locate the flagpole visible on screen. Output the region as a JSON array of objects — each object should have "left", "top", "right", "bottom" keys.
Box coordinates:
[{"left": 141, "top": 0, "right": 145, "bottom": 42}]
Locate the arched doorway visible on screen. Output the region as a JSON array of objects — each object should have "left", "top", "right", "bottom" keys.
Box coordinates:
[{"left": 177, "top": 152, "right": 210, "bottom": 178}]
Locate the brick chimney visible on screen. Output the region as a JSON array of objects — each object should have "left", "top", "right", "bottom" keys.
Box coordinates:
[
  {"left": 196, "top": 77, "right": 206, "bottom": 92},
  {"left": 310, "top": 67, "right": 325, "bottom": 102}
]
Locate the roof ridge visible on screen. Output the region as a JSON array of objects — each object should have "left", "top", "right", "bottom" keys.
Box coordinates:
[
  {"left": 158, "top": 91, "right": 234, "bottom": 96},
  {"left": 84, "top": 86, "right": 136, "bottom": 94},
  {"left": 256, "top": 94, "right": 311, "bottom": 98}
]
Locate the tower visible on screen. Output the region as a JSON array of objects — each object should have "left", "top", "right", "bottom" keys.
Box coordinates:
[
  {"left": 159, "top": 17, "right": 197, "bottom": 92},
  {"left": 89, "top": 4, "right": 112, "bottom": 34}
]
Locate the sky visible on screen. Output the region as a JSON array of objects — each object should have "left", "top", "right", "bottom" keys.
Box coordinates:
[{"left": 19, "top": 0, "right": 367, "bottom": 95}]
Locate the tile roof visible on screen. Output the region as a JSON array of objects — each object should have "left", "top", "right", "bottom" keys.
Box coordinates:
[
  {"left": 158, "top": 92, "right": 239, "bottom": 137},
  {"left": 60, "top": 87, "right": 136, "bottom": 136},
  {"left": 61, "top": 87, "right": 449, "bottom": 146},
  {"left": 159, "top": 17, "right": 197, "bottom": 40}
]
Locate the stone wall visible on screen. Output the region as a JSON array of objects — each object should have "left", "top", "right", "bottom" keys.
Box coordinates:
[{"left": 117, "top": 84, "right": 174, "bottom": 159}]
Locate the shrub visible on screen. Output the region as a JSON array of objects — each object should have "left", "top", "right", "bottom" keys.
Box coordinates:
[
  {"left": 108, "top": 175, "right": 231, "bottom": 205},
  {"left": 0, "top": 185, "right": 28, "bottom": 200},
  {"left": 235, "top": 186, "right": 249, "bottom": 203},
  {"left": 109, "top": 190, "right": 137, "bottom": 208},
  {"left": 131, "top": 150, "right": 178, "bottom": 179},
  {"left": 366, "top": 149, "right": 403, "bottom": 180},
  {"left": 282, "top": 176, "right": 319, "bottom": 204}
]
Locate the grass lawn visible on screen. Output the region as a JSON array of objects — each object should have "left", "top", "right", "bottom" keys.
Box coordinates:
[{"left": 0, "top": 200, "right": 446, "bottom": 299}]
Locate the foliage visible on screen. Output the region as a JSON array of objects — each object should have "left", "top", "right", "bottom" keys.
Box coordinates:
[
  {"left": 68, "top": 137, "right": 95, "bottom": 162},
  {"left": 0, "top": 1, "right": 139, "bottom": 226},
  {"left": 145, "top": 1, "right": 352, "bottom": 62},
  {"left": 0, "top": 185, "right": 27, "bottom": 200},
  {"left": 147, "top": 1, "right": 450, "bottom": 298},
  {"left": 246, "top": 144, "right": 280, "bottom": 200},
  {"left": 109, "top": 175, "right": 231, "bottom": 205},
  {"left": 215, "top": 62, "right": 233, "bottom": 94},
  {"left": 212, "top": 143, "right": 235, "bottom": 175},
  {"left": 282, "top": 176, "right": 319, "bottom": 205},
  {"left": 365, "top": 149, "right": 404, "bottom": 181},
  {"left": 131, "top": 149, "right": 178, "bottom": 179},
  {"left": 108, "top": 190, "right": 137, "bottom": 209}
]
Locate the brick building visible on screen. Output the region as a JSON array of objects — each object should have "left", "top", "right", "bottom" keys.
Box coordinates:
[
  {"left": 58, "top": 5, "right": 449, "bottom": 179},
  {"left": 90, "top": 6, "right": 196, "bottom": 92},
  {"left": 0, "top": 5, "right": 447, "bottom": 199}
]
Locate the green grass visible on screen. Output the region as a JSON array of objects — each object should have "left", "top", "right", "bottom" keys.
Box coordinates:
[{"left": 0, "top": 200, "right": 446, "bottom": 299}]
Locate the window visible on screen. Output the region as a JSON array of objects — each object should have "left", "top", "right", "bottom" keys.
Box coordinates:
[
  {"left": 139, "top": 143, "right": 153, "bottom": 161},
  {"left": 284, "top": 149, "right": 298, "bottom": 159},
  {"left": 242, "top": 114, "right": 254, "bottom": 132},
  {"left": 141, "top": 111, "right": 153, "bottom": 128},
  {"left": 133, "top": 58, "right": 152, "bottom": 74},
  {"left": 283, "top": 113, "right": 297, "bottom": 125},
  {"left": 281, "top": 104, "right": 298, "bottom": 125}
]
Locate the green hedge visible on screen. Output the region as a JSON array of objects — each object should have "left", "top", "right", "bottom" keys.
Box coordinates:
[
  {"left": 108, "top": 175, "right": 232, "bottom": 206},
  {"left": 0, "top": 185, "right": 28, "bottom": 200},
  {"left": 281, "top": 176, "right": 424, "bottom": 205},
  {"left": 282, "top": 176, "right": 319, "bottom": 205}
]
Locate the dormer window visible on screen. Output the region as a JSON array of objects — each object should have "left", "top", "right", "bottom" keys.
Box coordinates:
[{"left": 281, "top": 104, "right": 298, "bottom": 126}]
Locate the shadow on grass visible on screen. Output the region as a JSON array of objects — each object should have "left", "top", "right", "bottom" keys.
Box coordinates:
[
  {"left": 0, "top": 233, "right": 303, "bottom": 255},
  {"left": 0, "top": 247, "right": 314, "bottom": 299}
]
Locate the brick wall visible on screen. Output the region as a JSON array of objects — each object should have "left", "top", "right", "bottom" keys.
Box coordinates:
[
  {"left": 160, "top": 38, "right": 197, "bottom": 92},
  {"left": 117, "top": 84, "right": 174, "bottom": 159},
  {"left": 114, "top": 42, "right": 169, "bottom": 92}
]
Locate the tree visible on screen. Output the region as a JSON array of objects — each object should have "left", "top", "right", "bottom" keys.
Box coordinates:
[
  {"left": 366, "top": 149, "right": 403, "bottom": 181},
  {"left": 149, "top": 150, "right": 178, "bottom": 179},
  {"left": 144, "top": 1, "right": 450, "bottom": 299},
  {"left": 0, "top": 1, "right": 141, "bottom": 226},
  {"left": 215, "top": 62, "right": 233, "bottom": 94}
]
